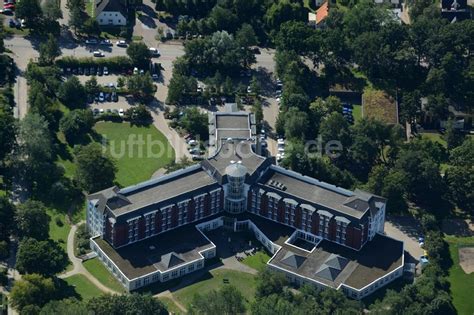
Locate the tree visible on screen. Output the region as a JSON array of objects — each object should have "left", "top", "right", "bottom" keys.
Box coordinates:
[
  {"left": 236, "top": 23, "right": 258, "bottom": 47},
  {"left": 42, "top": 0, "right": 62, "bottom": 20},
  {"left": 189, "top": 285, "right": 245, "bottom": 315},
  {"left": 127, "top": 74, "right": 155, "bottom": 101},
  {"left": 283, "top": 107, "right": 309, "bottom": 140},
  {"left": 444, "top": 118, "right": 464, "bottom": 150},
  {"left": 249, "top": 76, "right": 261, "bottom": 96},
  {"left": 16, "top": 238, "right": 68, "bottom": 276},
  {"left": 39, "top": 34, "right": 61, "bottom": 66},
  {"left": 85, "top": 76, "right": 99, "bottom": 95},
  {"left": 265, "top": 0, "right": 306, "bottom": 33},
  {"left": 81, "top": 18, "right": 100, "bottom": 36},
  {"left": 181, "top": 107, "right": 209, "bottom": 140},
  {"left": 10, "top": 274, "right": 57, "bottom": 313},
  {"left": 15, "top": 200, "right": 50, "bottom": 240},
  {"left": 15, "top": 0, "right": 43, "bottom": 28},
  {"left": 255, "top": 269, "right": 287, "bottom": 299},
  {"left": 69, "top": 7, "right": 86, "bottom": 34},
  {"left": 208, "top": 5, "right": 239, "bottom": 33},
  {"left": 125, "top": 105, "right": 152, "bottom": 126},
  {"left": 15, "top": 113, "right": 60, "bottom": 193},
  {"left": 87, "top": 294, "right": 168, "bottom": 315},
  {"left": 40, "top": 299, "right": 88, "bottom": 315},
  {"left": 74, "top": 143, "right": 117, "bottom": 193},
  {"left": 166, "top": 73, "right": 197, "bottom": 104},
  {"left": 58, "top": 76, "right": 87, "bottom": 108},
  {"left": 126, "top": 42, "right": 151, "bottom": 70},
  {"left": 59, "top": 109, "right": 94, "bottom": 143},
  {"left": 0, "top": 196, "right": 15, "bottom": 242},
  {"left": 0, "top": 100, "right": 16, "bottom": 165}
]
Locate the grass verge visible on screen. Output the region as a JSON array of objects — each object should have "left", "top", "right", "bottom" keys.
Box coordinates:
[
  {"left": 159, "top": 297, "right": 183, "bottom": 314},
  {"left": 241, "top": 251, "right": 271, "bottom": 271},
  {"left": 83, "top": 258, "right": 126, "bottom": 293},
  {"left": 445, "top": 235, "right": 474, "bottom": 315},
  {"left": 94, "top": 122, "right": 175, "bottom": 187},
  {"left": 64, "top": 274, "right": 103, "bottom": 301},
  {"left": 174, "top": 269, "right": 256, "bottom": 309}
]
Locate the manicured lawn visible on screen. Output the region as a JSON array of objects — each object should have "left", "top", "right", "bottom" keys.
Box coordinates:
[
  {"left": 46, "top": 208, "right": 71, "bottom": 252},
  {"left": 352, "top": 104, "right": 362, "bottom": 123},
  {"left": 421, "top": 132, "right": 447, "bottom": 148},
  {"left": 174, "top": 269, "right": 256, "bottom": 309},
  {"left": 83, "top": 258, "right": 126, "bottom": 293},
  {"left": 445, "top": 236, "right": 474, "bottom": 315},
  {"left": 86, "top": 0, "right": 94, "bottom": 17},
  {"left": 94, "top": 122, "right": 175, "bottom": 187},
  {"left": 159, "top": 297, "right": 183, "bottom": 315},
  {"left": 64, "top": 274, "right": 103, "bottom": 301},
  {"left": 241, "top": 251, "right": 271, "bottom": 271}
]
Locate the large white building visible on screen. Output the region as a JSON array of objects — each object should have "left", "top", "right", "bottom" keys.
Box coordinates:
[{"left": 87, "top": 110, "right": 404, "bottom": 298}]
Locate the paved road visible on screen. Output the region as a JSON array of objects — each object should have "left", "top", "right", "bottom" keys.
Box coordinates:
[
  {"left": 58, "top": 0, "right": 71, "bottom": 27},
  {"left": 384, "top": 216, "right": 424, "bottom": 267},
  {"left": 58, "top": 222, "right": 120, "bottom": 294}
]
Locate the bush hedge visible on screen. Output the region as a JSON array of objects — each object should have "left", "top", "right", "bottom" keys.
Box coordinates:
[{"left": 56, "top": 56, "right": 133, "bottom": 72}]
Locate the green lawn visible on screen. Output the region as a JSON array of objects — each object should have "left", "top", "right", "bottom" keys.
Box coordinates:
[
  {"left": 94, "top": 122, "right": 175, "bottom": 187},
  {"left": 241, "top": 251, "right": 271, "bottom": 271},
  {"left": 445, "top": 236, "right": 474, "bottom": 315},
  {"left": 83, "top": 258, "right": 126, "bottom": 293},
  {"left": 421, "top": 132, "right": 447, "bottom": 148},
  {"left": 64, "top": 274, "right": 103, "bottom": 301},
  {"left": 174, "top": 269, "right": 256, "bottom": 309},
  {"left": 353, "top": 105, "right": 362, "bottom": 123},
  {"left": 46, "top": 208, "right": 71, "bottom": 252},
  {"left": 86, "top": 0, "right": 94, "bottom": 18},
  {"left": 159, "top": 297, "right": 183, "bottom": 315}
]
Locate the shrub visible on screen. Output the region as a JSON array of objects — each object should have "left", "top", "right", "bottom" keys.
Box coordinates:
[
  {"left": 0, "top": 241, "right": 8, "bottom": 259},
  {"left": 56, "top": 56, "right": 133, "bottom": 73},
  {"left": 55, "top": 216, "right": 63, "bottom": 227}
]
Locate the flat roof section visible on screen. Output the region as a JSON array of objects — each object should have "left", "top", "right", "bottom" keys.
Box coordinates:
[
  {"left": 259, "top": 168, "right": 376, "bottom": 219},
  {"left": 113, "top": 167, "right": 218, "bottom": 216},
  {"left": 215, "top": 114, "right": 250, "bottom": 129},
  {"left": 92, "top": 221, "right": 215, "bottom": 279},
  {"left": 269, "top": 234, "right": 403, "bottom": 290}
]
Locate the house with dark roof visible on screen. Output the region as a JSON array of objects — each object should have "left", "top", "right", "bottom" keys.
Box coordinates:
[
  {"left": 94, "top": 0, "right": 127, "bottom": 26},
  {"left": 87, "top": 108, "right": 404, "bottom": 298}
]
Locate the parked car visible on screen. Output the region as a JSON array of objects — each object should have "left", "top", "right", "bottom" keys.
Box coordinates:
[
  {"left": 192, "top": 155, "right": 204, "bottom": 161},
  {"left": 72, "top": 68, "right": 77, "bottom": 75},
  {"left": 93, "top": 51, "right": 104, "bottom": 57},
  {"left": 85, "top": 38, "right": 98, "bottom": 45},
  {"left": 0, "top": 8, "right": 13, "bottom": 15},
  {"left": 98, "top": 92, "right": 105, "bottom": 102},
  {"left": 106, "top": 93, "right": 112, "bottom": 102},
  {"left": 149, "top": 47, "right": 160, "bottom": 57},
  {"left": 187, "top": 139, "right": 198, "bottom": 146},
  {"left": 112, "top": 92, "right": 118, "bottom": 102},
  {"left": 78, "top": 67, "right": 83, "bottom": 75},
  {"left": 97, "top": 67, "right": 103, "bottom": 76},
  {"left": 118, "top": 108, "right": 124, "bottom": 116},
  {"left": 93, "top": 108, "right": 99, "bottom": 115},
  {"left": 103, "top": 66, "right": 109, "bottom": 75},
  {"left": 3, "top": 3, "right": 14, "bottom": 10},
  {"left": 99, "top": 108, "right": 104, "bottom": 114},
  {"left": 133, "top": 67, "right": 138, "bottom": 75},
  {"left": 90, "top": 67, "right": 96, "bottom": 75},
  {"left": 116, "top": 40, "right": 127, "bottom": 47},
  {"left": 100, "top": 39, "right": 112, "bottom": 46}
]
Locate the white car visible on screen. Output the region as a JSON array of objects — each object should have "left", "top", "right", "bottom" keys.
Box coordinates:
[
  {"left": 119, "top": 108, "right": 124, "bottom": 116},
  {"left": 187, "top": 139, "right": 198, "bottom": 146},
  {"left": 100, "top": 39, "right": 112, "bottom": 46},
  {"left": 116, "top": 40, "right": 127, "bottom": 47},
  {"left": 247, "top": 86, "right": 252, "bottom": 93},
  {"left": 93, "top": 51, "right": 104, "bottom": 57},
  {"left": 277, "top": 138, "right": 285, "bottom": 146},
  {"left": 99, "top": 108, "right": 104, "bottom": 114},
  {"left": 278, "top": 147, "right": 285, "bottom": 153},
  {"left": 133, "top": 67, "right": 139, "bottom": 75},
  {"left": 149, "top": 47, "right": 160, "bottom": 57}
]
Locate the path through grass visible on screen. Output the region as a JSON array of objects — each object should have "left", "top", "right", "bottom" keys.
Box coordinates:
[
  {"left": 83, "top": 258, "right": 126, "bottom": 293},
  {"left": 64, "top": 274, "right": 103, "bottom": 301}
]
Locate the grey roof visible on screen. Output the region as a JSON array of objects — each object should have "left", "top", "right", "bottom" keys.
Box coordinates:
[
  {"left": 202, "top": 140, "right": 269, "bottom": 184},
  {"left": 281, "top": 251, "right": 306, "bottom": 268},
  {"left": 258, "top": 166, "right": 385, "bottom": 219},
  {"left": 315, "top": 266, "right": 342, "bottom": 281},
  {"left": 161, "top": 252, "right": 185, "bottom": 269},
  {"left": 96, "top": 0, "right": 127, "bottom": 16},
  {"left": 215, "top": 114, "right": 250, "bottom": 129},
  {"left": 209, "top": 111, "right": 255, "bottom": 150},
  {"left": 225, "top": 163, "right": 248, "bottom": 178},
  {"left": 325, "top": 254, "right": 349, "bottom": 270},
  {"left": 88, "top": 165, "right": 219, "bottom": 218}
]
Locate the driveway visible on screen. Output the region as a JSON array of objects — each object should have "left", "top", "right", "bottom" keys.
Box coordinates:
[{"left": 384, "top": 216, "right": 424, "bottom": 266}]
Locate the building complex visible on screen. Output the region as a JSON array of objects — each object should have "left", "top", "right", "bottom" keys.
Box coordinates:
[{"left": 87, "top": 109, "right": 404, "bottom": 299}]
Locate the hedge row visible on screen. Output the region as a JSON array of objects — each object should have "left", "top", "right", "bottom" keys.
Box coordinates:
[{"left": 56, "top": 56, "right": 133, "bottom": 72}]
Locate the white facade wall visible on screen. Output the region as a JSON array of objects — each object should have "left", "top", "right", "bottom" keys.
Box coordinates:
[
  {"left": 97, "top": 11, "right": 126, "bottom": 26},
  {"left": 87, "top": 200, "right": 104, "bottom": 237}
]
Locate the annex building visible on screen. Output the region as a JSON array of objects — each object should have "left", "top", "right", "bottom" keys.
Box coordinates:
[{"left": 86, "top": 108, "right": 404, "bottom": 299}]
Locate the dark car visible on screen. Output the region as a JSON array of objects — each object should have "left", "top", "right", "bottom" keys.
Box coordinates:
[
  {"left": 72, "top": 68, "right": 77, "bottom": 75},
  {"left": 84, "top": 67, "right": 90, "bottom": 76},
  {"left": 90, "top": 67, "right": 96, "bottom": 75},
  {"left": 112, "top": 91, "right": 118, "bottom": 102},
  {"left": 87, "top": 94, "right": 94, "bottom": 103},
  {"left": 8, "top": 19, "right": 15, "bottom": 28},
  {"left": 105, "top": 93, "right": 111, "bottom": 102},
  {"left": 78, "top": 67, "right": 83, "bottom": 75},
  {"left": 97, "top": 67, "right": 103, "bottom": 76}
]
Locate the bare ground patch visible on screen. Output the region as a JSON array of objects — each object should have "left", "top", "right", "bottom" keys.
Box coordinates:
[{"left": 459, "top": 247, "right": 474, "bottom": 274}]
